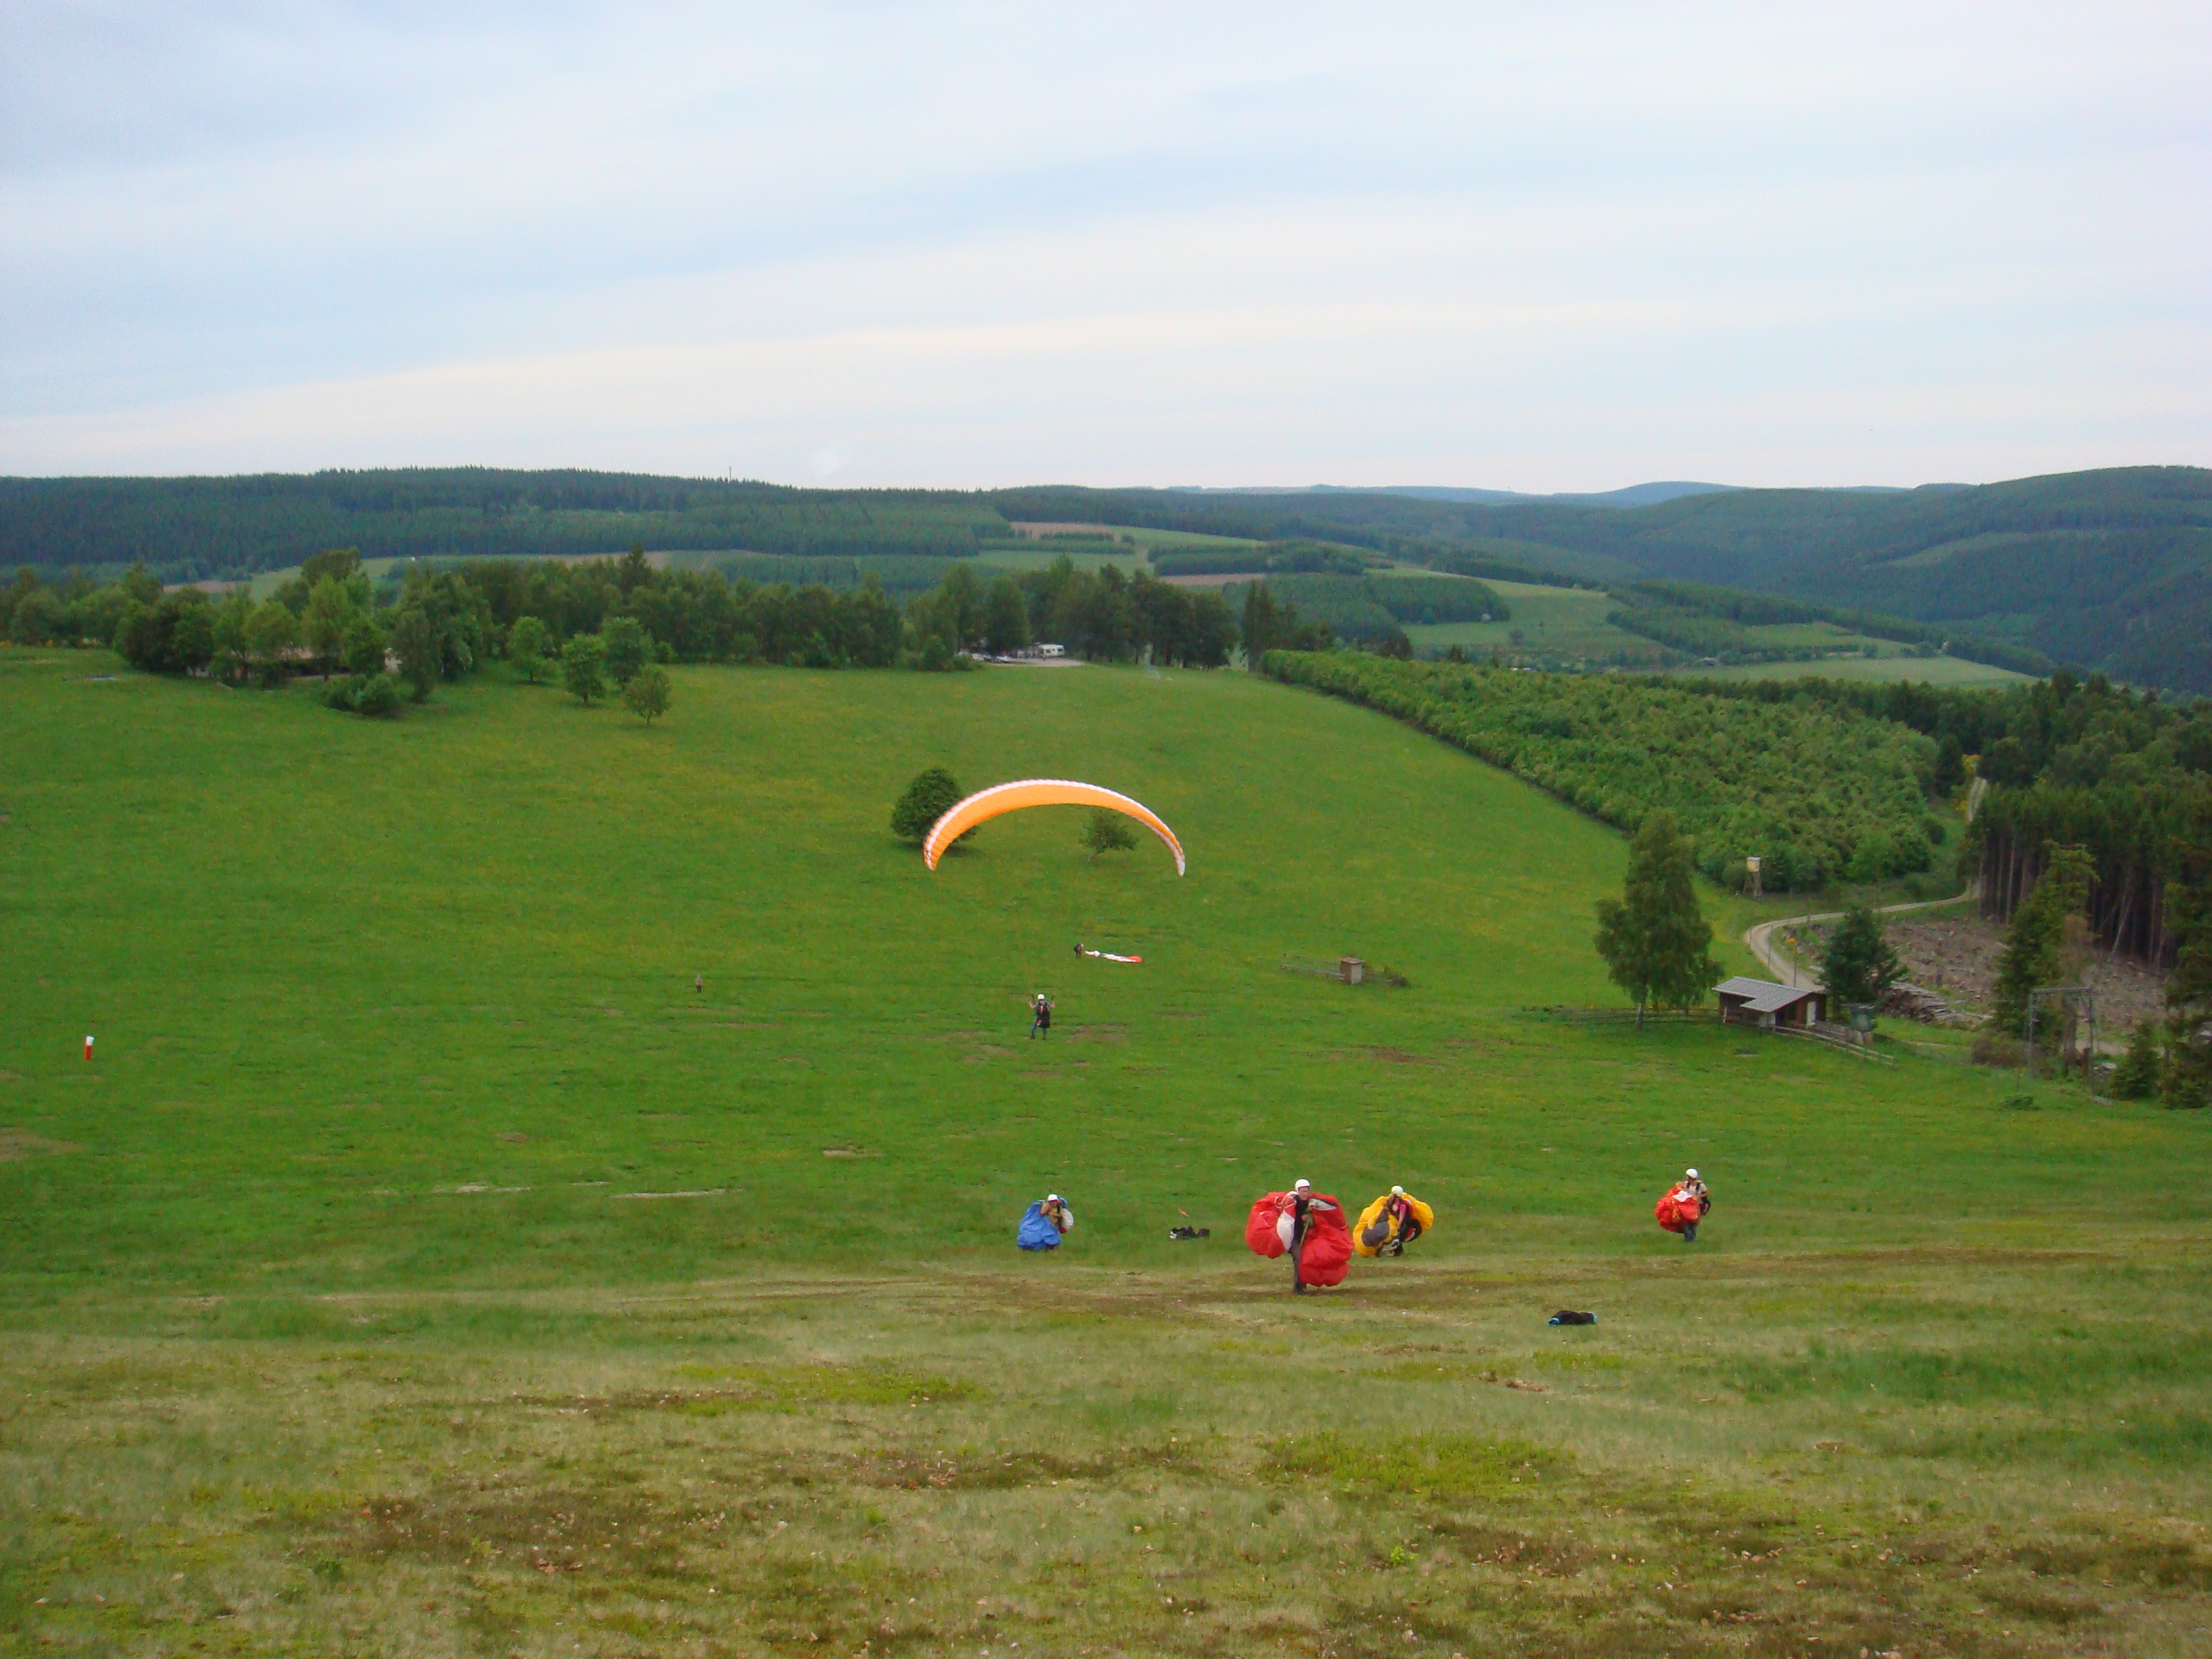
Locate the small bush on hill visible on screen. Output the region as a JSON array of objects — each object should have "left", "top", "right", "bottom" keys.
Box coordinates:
[
  {"left": 892, "top": 768, "right": 963, "bottom": 844},
  {"left": 1080, "top": 808, "right": 1138, "bottom": 861}
]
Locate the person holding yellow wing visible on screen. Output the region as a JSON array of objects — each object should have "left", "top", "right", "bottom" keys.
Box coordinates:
[{"left": 1353, "top": 1185, "right": 1435, "bottom": 1257}]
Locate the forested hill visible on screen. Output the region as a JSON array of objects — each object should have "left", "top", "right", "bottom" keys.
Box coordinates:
[
  {"left": 0, "top": 470, "right": 1008, "bottom": 582},
  {"left": 992, "top": 468, "right": 2212, "bottom": 694},
  {"left": 7, "top": 464, "right": 2210, "bottom": 690}
]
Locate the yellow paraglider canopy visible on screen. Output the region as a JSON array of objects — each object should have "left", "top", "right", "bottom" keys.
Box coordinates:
[{"left": 923, "top": 779, "right": 1186, "bottom": 874}]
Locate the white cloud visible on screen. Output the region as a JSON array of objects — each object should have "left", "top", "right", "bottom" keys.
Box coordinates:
[{"left": 2, "top": 1, "right": 2206, "bottom": 485}]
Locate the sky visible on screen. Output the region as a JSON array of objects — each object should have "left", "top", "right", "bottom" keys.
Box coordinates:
[{"left": 3, "top": 3, "right": 2207, "bottom": 489}]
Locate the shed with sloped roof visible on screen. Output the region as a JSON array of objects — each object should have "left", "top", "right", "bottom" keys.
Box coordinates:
[{"left": 1715, "top": 975, "right": 1826, "bottom": 1029}]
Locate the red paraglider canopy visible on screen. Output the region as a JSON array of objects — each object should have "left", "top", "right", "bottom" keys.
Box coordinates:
[
  {"left": 1245, "top": 1191, "right": 1353, "bottom": 1287},
  {"left": 1654, "top": 1185, "right": 1706, "bottom": 1233}
]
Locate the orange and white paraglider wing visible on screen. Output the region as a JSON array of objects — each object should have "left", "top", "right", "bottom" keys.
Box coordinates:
[{"left": 922, "top": 779, "right": 1186, "bottom": 874}]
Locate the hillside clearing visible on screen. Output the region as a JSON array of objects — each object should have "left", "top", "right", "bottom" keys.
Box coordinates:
[{"left": 3, "top": 651, "right": 2208, "bottom": 1654}]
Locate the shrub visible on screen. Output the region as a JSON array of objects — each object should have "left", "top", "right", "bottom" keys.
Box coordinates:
[
  {"left": 892, "top": 767, "right": 963, "bottom": 844},
  {"left": 354, "top": 673, "right": 403, "bottom": 718},
  {"left": 1080, "top": 808, "right": 1138, "bottom": 861},
  {"left": 622, "top": 665, "right": 672, "bottom": 724}
]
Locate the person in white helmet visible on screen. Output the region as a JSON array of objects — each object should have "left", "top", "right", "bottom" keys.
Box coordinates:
[
  {"left": 1017, "top": 1192, "right": 1074, "bottom": 1250},
  {"left": 1678, "top": 1168, "right": 1711, "bottom": 1243},
  {"left": 1027, "top": 990, "right": 1054, "bottom": 1040}
]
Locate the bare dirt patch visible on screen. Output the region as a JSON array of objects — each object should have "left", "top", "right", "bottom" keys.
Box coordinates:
[
  {"left": 1793, "top": 912, "right": 2169, "bottom": 1032},
  {"left": 0, "top": 1128, "right": 79, "bottom": 1161}
]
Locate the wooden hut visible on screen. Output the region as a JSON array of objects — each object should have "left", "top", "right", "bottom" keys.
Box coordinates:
[{"left": 1715, "top": 975, "right": 1826, "bottom": 1029}]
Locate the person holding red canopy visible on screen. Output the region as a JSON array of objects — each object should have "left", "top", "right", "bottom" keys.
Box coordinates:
[
  {"left": 1655, "top": 1167, "right": 1712, "bottom": 1242},
  {"left": 1245, "top": 1179, "right": 1353, "bottom": 1294}
]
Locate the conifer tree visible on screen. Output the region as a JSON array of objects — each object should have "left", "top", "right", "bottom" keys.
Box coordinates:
[
  {"left": 1594, "top": 811, "right": 1720, "bottom": 1028},
  {"left": 1820, "top": 904, "right": 1904, "bottom": 1012},
  {"left": 2112, "top": 1019, "right": 2165, "bottom": 1101},
  {"left": 1992, "top": 845, "right": 2094, "bottom": 1036},
  {"left": 2163, "top": 800, "right": 2212, "bottom": 1109}
]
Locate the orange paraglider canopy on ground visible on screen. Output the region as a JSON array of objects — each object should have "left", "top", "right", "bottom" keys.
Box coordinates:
[{"left": 922, "top": 779, "right": 1186, "bottom": 874}]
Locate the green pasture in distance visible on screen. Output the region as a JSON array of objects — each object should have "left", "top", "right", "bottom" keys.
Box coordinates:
[
  {"left": 1683, "top": 652, "right": 2038, "bottom": 687},
  {"left": 1403, "top": 578, "right": 1666, "bottom": 662},
  {"left": 1000, "top": 523, "right": 1262, "bottom": 552},
  {"left": 968, "top": 544, "right": 1149, "bottom": 575}
]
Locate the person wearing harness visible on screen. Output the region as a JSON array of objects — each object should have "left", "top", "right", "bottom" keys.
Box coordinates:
[
  {"left": 1017, "top": 1193, "right": 1075, "bottom": 1250},
  {"left": 1677, "top": 1168, "right": 1711, "bottom": 1243},
  {"left": 1027, "top": 991, "right": 1054, "bottom": 1040},
  {"left": 1288, "top": 1179, "right": 1341, "bottom": 1294},
  {"left": 1354, "top": 1185, "right": 1435, "bottom": 1257}
]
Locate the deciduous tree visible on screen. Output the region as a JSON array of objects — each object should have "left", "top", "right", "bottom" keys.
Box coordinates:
[
  {"left": 506, "top": 615, "right": 548, "bottom": 682},
  {"left": 1080, "top": 808, "right": 1138, "bottom": 862},
  {"left": 622, "top": 664, "right": 672, "bottom": 724},
  {"left": 562, "top": 633, "right": 609, "bottom": 705},
  {"left": 600, "top": 615, "right": 649, "bottom": 686},
  {"left": 1594, "top": 811, "right": 1720, "bottom": 1029}
]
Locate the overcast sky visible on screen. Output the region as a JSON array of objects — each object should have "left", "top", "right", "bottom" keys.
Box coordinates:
[{"left": 3, "top": 3, "right": 2207, "bottom": 489}]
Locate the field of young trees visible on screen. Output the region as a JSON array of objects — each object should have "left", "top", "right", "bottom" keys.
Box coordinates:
[{"left": 1265, "top": 651, "right": 1943, "bottom": 888}]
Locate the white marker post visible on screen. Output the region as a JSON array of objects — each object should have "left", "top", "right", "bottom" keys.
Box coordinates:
[{"left": 83, "top": 1034, "right": 94, "bottom": 1062}]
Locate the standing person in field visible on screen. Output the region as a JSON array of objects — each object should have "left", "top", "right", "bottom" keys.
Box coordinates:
[
  {"left": 1027, "top": 991, "right": 1054, "bottom": 1040},
  {"left": 1657, "top": 1167, "right": 1712, "bottom": 1243},
  {"left": 1679, "top": 1168, "right": 1710, "bottom": 1242},
  {"left": 1246, "top": 1180, "right": 1353, "bottom": 1294}
]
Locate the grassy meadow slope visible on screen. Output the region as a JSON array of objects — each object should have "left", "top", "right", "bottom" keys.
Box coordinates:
[{"left": 3, "top": 653, "right": 2211, "bottom": 1656}]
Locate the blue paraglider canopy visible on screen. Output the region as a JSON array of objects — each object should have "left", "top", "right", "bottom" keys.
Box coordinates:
[{"left": 1017, "top": 1195, "right": 1071, "bottom": 1251}]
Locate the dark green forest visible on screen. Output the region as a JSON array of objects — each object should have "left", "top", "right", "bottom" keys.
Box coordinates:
[
  {"left": 0, "top": 470, "right": 1006, "bottom": 583},
  {"left": 996, "top": 470, "right": 2212, "bottom": 692},
  {"left": 6, "top": 464, "right": 2209, "bottom": 690}
]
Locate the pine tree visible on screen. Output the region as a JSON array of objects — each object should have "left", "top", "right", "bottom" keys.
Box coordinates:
[
  {"left": 1820, "top": 904, "right": 1904, "bottom": 1012},
  {"left": 2163, "top": 799, "right": 2212, "bottom": 1109},
  {"left": 1992, "top": 845, "right": 2094, "bottom": 1036},
  {"left": 1594, "top": 811, "right": 1720, "bottom": 1029},
  {"left": 2112, "top": 1019, "right": 2165, "bottom": 1101}
]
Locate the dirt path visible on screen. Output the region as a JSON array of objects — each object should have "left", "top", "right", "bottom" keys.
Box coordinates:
[{"left": 1742, "top": 890, "right": 1976, "bottom": 984}]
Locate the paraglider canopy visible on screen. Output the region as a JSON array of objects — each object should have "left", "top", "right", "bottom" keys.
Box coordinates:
[{"left": 923, "top": 779, "right": 1187, "bottom": 874}]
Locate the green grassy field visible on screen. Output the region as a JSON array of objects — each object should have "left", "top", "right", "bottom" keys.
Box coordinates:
[
  {"left": 1402, "top": 580, "right": 1668, "bottom": 664},
  {"left": 1683, "top": 654, "right": 2036, "bottom": 688},
  {"left": 2, "top": 649, "right": 2208, "bottom": 1656}
]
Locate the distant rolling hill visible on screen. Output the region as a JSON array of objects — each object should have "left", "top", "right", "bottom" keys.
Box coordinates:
[
  {"left": 996, "top": 468, "right": 2212, "bottom": 693},
  {"left": 5, "top": 464, "right": 2207, "bottom": 691}
]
